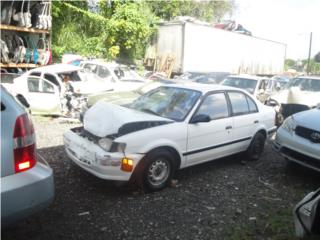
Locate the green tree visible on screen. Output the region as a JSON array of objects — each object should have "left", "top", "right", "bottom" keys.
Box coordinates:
[{"left": 146, "top": 0, "right": 234, "bottom": 22}]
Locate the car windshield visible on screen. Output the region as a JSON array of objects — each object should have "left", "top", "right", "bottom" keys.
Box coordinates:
[
  {"left": 222, "top": 77, "right": 258, "bottom": 94},
  {"left": 130, "top": 86, "right": 201, "bottom": 121},
  {"left": 286, "top": 77, "right": 320, "bottom": 91},
  {"left": 135, "top": 79, "right": 174, "bottom": 95}
]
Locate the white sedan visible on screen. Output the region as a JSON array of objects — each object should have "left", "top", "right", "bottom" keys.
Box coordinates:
[
  {"left": 273, "top": 107, "right": 320, "bottom": 172},
  {"left": 64, "top": 83, "right": 276, "bottom": 191}
]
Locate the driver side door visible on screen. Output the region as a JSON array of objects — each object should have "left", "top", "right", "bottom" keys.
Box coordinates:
[{"left": 186, "top": 92, "right": 233, "bottom": 166}]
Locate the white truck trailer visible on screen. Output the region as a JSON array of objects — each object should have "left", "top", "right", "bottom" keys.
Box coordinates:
[{"left": 153, "top": 20, "right": 286, "bottom": 76}]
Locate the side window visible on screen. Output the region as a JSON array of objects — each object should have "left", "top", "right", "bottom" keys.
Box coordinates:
[
  {"left": 42, "top": 80, "right": 55, "bottom": 93},
  {"left": 29, "top": 72, "right": 41, "bottom": 77},
  {"left": 196, "top": 93, "right": 229, "bottom": 120},
  {"left": 27, "top": 77, "right": 40, "bottom": 92},
  {"left": 258, "top": 80, "right": 267, "bottom": 90},
  {"left": 83, "top": 64, "right": 97, "bottom": 73},
  {"left": 44, "top": 74, "right": 61, "bottom": 91},
  {"left": 228, "top": 91, "right": 249, "bottom": 115},
  {"left": 97, "top": 66, "right": 111, "bottom": 78},
  {"left": 246, "top": 96, "right": 258, "bottom": 113}
]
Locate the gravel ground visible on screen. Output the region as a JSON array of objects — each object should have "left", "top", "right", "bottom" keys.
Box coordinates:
[{"left": 2, "top": 116, "right": 320, "bottom": 240}]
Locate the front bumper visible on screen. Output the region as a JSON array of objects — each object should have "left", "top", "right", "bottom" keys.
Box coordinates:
[
  {"left": 273, "top": 127, "right": 320, "bottom": 172},
  {"left": 63, "top": 130, "right": 144, "bottom": 181},
  {"left": 1, "top": 161, "right": 54, "bottom": 226}
]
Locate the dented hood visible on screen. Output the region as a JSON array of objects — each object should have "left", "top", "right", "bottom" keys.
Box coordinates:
[
  {"left": 84, "top": 101, "right": 172, "bottom": 137},
  {"left": 270, "top": 87, "right": 320, "bottom": 107}
]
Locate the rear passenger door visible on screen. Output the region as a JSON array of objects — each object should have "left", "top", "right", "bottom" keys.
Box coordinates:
[
  {"left": 227, "top": 91, "right": 260, "bottom": 151},
  {"left": 25, "top": 76, "right": 61, "bottom": 114}
]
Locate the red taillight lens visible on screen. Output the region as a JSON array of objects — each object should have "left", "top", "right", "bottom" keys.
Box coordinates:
[
  {"left": 13, "top": 114, "right": 37, "bottom": 173},
  {"left": 14, "top": 114, "right": 34, "bottom": 138},
  {"left": 14, "top": 144, "right": 36, "bottom": 173}
]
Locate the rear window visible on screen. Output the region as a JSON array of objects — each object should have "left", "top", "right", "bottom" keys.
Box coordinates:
[{"left": 228, "top": 91, "right": 249, "bottom": 115}]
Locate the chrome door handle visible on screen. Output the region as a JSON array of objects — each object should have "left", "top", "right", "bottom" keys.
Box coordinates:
[{"left": 225, "top": 126, "right": 232, "bottom": 130}]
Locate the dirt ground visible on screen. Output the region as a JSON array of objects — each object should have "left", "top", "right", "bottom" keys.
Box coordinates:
[{"left": 2, "top": 116, "right": 320, "bottom": 240}]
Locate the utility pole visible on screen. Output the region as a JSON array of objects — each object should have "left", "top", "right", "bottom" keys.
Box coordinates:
[{"left": 306, "top": 32, "right": 313, "bottom": 75}]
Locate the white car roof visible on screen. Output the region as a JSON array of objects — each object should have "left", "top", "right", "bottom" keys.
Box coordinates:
[
  {"left": 29, "top": 64, "right": 82, "bottom": 74},
  {"left": 163, "top": 82, "right": 248, "bottom": 94}
]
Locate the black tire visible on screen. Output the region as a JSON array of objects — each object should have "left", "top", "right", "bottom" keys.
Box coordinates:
[
  {"left": 138, "top": 149, "right": 175, "bottom": 192},
  {"left": 246, "top": 132, "right": 266, "bottom": 161}
]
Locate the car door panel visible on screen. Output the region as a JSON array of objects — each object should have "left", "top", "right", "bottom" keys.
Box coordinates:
[
  {"left": 186, "top": 118, "right": 234, "bottom": 165},
  {"left": 26, "top": 77, "right": 61, "bottom": 114},
  {"left": 228, "top": 91, "right": 260, "bottom": 151},
  {"left": 186, "top": 92, "right": 234, "bottom": 165}
]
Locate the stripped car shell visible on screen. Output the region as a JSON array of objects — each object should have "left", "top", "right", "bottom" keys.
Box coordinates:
[
  {"left": 267, "top": 76, "right": 320, "bottom": 123},
  {"left": 64, "top": 83, "right": 276, "bottom": 191}
]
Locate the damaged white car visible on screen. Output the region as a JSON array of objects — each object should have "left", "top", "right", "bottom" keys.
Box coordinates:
[
  {"left": 8, "top": 64, "right": 110, "bottom": 116},
  {"left": 221, "top": 74, "right": 281, "bottom": 104},
  {"left": 80, "top": 60, "right": 146, "bottom": 92},
  {"left": 266, "top": 76, "right": 320, "bottom": 124},
  {"left": 64, "top": 84, "right": 276, "bottom": 191}
]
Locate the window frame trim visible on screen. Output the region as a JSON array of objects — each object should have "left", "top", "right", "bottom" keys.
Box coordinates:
[
  {"left": 226, "top": 90, "right": 259, "bottom": 117},
  {"left": 189, "top": 90, "right": 231, "bottom": 123}
]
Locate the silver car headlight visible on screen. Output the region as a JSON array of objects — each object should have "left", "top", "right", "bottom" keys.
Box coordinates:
[
  {"left": 98, "top": 138, "right": 113, "bottom": 151},
  {"left": 282, "top": 116, "right": 296, "bottom": 133}
]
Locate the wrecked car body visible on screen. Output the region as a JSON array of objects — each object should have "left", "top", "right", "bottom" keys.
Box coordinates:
[
  {"left": 64, "top": 84, "right": 276, "bottom": 192},
  {"left": 266, "top": 76, "right": 320, "bottom": 124},
  {"left": 80, "top": 60, "right": 147, "bottom": 92},
  {"left": 294, "top": 188, "right": 320, "bottom": 238},
  {"left": 221, "top": 74, "right": 281, "bottom": 103},
  {"left": 7, "top": 64, "right": 110, "bottom": 116}
]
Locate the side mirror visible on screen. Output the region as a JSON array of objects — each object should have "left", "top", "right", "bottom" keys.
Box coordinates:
[{"left": 190, "top": 114, "right": 211, "bottom": 124}]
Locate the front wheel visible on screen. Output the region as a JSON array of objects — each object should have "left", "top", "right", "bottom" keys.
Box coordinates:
[
  {"left": 246, "top": 132, "right": 266, "bottom": 161},
  {"left": 140, "top": 150, "right": 175, "bottom": 192}
]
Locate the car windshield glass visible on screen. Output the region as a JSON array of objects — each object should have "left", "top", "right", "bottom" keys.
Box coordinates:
[
  {"left": 286, "top": 78, "right": 320, "bottom": 91},
  {"left": 222, "top": 77, "right": 258, "bottom": 94},
  {"left": 130, "top": 86, "right": 201, "bottom": 121},
  {"left": 136, "top": 80, "right": 174, "bottom": 95}
]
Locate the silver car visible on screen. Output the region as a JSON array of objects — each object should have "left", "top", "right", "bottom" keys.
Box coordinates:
[
  {"left": 273, "top": 107, "right": 320, "bottom": 172},
  {"left": 1, "top": 86, "right": 54, "bottom": 226}
]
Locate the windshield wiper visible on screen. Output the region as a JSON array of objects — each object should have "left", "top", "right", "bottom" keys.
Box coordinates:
[{"left": 141, "top": 108, "right": 159, "bottom": 116}]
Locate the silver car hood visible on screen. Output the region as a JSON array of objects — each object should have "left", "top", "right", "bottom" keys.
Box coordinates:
[
  {"left": 84, "top": 101, "right": 171, "bottom": 137},
  {"left": 294, "top": 108, "right": 320, "bottom": 131}
]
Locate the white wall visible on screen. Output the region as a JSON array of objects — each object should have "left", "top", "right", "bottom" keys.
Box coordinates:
[{"left": 182, "top": 22, "right": 286, "bottom": 74}]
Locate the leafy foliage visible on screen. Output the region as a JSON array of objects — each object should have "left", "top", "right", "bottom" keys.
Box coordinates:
[
  {"left": 52, "top": 0, "right": 234, "bottom": 62},
  {"left": 146, "top": 0, "right": 234, "bottom": 22}
]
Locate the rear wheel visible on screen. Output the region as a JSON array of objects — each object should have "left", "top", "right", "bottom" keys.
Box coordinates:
[
  {"left": 246, "top": 132, "right": 266, "bottom": 161},
  {"left": 139, "top": 149, "right": 175, "bottom": 192}
]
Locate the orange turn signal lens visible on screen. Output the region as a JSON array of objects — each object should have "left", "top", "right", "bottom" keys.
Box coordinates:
[{"left": 121, "top": 158, "right": 133, "bottom": 172}]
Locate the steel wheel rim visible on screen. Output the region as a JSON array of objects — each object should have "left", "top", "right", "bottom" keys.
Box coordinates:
[{"left": 147, "top": 158, "right": 170, "bottom": 186}]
